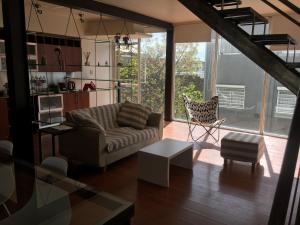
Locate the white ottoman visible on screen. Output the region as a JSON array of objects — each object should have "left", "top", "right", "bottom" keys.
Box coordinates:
[
  {"left": 221, "top": 132, "right": 266, "bottom": 172},
  {"left": 41, "top": 157, "right": 68, "bottom": 176}
]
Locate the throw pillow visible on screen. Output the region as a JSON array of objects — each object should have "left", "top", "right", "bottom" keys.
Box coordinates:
[
  {"left": 67, "top": 110, "right": 106, "bottom": 135},
  {"left": 117, "top": 101, "right": 151, "bottom": 129}
]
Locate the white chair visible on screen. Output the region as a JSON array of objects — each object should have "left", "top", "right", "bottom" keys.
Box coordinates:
[
  {"left": 0, "top": 140, "right": 13, "bottom": 156},
  {"left": 183, "top": 95, "right": 225, "bottom": 142},
  {"left": 41, "top": 157, "right": 68, "bottom": 176}
]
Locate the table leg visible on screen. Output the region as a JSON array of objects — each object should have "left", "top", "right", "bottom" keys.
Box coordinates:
[
  {"left": 171, "top": 147, "right": 193, "bottom": 169},
  {"left": 138, "top": 152, "right": 169, "bottom": 187},
  {"left": 39, "top": 131, "right": 43, "bottom": 163},
  {"left": 52, "top": 135, "right": 56, "bottom": 157}
]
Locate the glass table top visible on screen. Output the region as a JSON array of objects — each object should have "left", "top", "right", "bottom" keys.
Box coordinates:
[{"left": 0, "top": 155, "right": 134, "bottom": 225}]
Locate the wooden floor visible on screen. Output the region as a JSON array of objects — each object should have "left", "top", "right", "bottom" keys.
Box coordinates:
[{"left": 69, "top": 121, "right": 294, "bottom": 225}]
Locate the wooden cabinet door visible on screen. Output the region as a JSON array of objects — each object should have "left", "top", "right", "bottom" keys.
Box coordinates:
[
  {"left": 63, "top": 93, "right": 77, "bottom": 113},
  {"left": 78, "top": 92, "right": 89, "bottom": 109},
  {"left": 37, "top": 44, "right": 65, "bottom": 72},
  {"left": 63, "top": 46, "right": 82, "bottom": 72},
  {"left": 0, "top": 98, "right": 10, "bottom": 139}
]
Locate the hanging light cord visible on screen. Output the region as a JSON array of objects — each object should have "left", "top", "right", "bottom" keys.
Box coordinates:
[
  {"left": 65, "top": 8, "right": 81, "bottom": 38},
  {"left": 28, "top": 0, "right": 44, "bottom": 33},
  {"left": 95, "top": 13, "right": 110, "bottom": 41}
]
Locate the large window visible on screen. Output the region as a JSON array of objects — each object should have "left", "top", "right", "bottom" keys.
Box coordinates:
[
  {"left": 174, "top": 42, "right": 211, "bottom": 119},
  {"left": 140, "top": 33, "right": 166, "bottom": 113},
  {"left": 216, "top": 37, "right": 264, "bottom": 131},
  {"left": 264, "top": 51, "right": 298, "bottom": 135}
]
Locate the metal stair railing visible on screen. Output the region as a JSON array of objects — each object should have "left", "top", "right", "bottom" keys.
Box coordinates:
[{"left": 178, "top": 0, "right": 300, "bottom": 94}]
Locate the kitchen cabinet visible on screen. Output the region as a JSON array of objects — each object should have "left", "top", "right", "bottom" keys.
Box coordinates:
[
  {"left": 37, "top": 43, "right": 82, "bottom": 73},
  {"left": 0, "top": 98, "right": 10, "bottom": 139},
  {"left": 37, "top": 44, "right": 61, "bottom": 72},
  {"left": 63, "top": 92, "right": 89, "bottom": 113}
]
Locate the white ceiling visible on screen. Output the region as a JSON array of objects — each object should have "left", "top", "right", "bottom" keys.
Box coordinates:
[{"left": 94, "top": 0, "right": 299, "bottom": 24}]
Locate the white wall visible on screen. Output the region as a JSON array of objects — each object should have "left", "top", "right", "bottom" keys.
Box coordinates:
[
  {"left": 174, "top": 22, "right": 211, "bottom": 43},
  {"left": 270, "top": 13, "right": 300, "bottom": 50}
]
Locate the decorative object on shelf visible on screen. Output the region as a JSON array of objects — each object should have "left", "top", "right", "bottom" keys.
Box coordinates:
[
  {"left": 54, "top": 47, "right": 65, "bottom": 70},
  {"left": 83, "top": 51, "right": 91, "bottom": 66},
  {"left": 83, "top": 81, "right": 96, "bottom": 92},
  {"left": 90, "top": 81, "right": 96, "bottom": 90},
  {"left": 41, "top": 56, "right": 47, "bottom": 66},
  {"left": 67, "top": 80, "right": 76, "bottom": 91}
]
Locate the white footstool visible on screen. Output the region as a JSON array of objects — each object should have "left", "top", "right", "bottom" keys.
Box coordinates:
[
  {"left": 221, "top": 132, "right": 266, "bottom": 172},
  {"left": 41, "top": 157, "right": 68, "bottom": 176}
]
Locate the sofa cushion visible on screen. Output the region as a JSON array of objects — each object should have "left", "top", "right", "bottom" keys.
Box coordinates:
[
  {"left": 67, "top": 110, "right": 106, "bottom": 135},
  {"left": 105, "top": 127, "right": 158, "bottom": 152},
  {"left": 87, "top": 104, "right": 120, "bottom": 130},
  {"left": 117, "top": 101, "right": 151, "bottom": 129}
]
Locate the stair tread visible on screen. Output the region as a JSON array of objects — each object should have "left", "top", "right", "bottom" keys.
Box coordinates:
[
  {"left": 287, "top": 62, "right": 300, "bottom": 69},
  {"left": 221, "top": 7, "right": 268, "bottom": 25},
  {"left": 251, "top": 34, "right": 297, "bottom": 45},
  {"left": 208, "top": 0, "right": 241, "bottom": 7}
]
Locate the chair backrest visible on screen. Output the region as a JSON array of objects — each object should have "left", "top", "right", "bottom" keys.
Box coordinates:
[{"left": 183, "top": 95, "right": 219, "bottom": 124}]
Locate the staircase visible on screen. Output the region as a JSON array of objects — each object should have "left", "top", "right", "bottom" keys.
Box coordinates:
[
  {"left": 178, "top": 1, "right": 300, "bottom": 225},
  {"left": 178, "top": 0, "right": 300, "bottom": 94}
]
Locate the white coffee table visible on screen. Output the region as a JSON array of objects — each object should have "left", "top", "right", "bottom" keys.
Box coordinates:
[{"left": 138, "top": 138, "right": 193, "bottom": 187}]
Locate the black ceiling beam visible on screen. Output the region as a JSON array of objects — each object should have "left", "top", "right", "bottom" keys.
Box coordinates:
[
  {"left": 40, "top": 0, "right": 173, "bottom": 30},
  {"left": 261, "top": 0, "right": 300, "bottom": 27},
  {"left": 278, "top": 0, "right": 300, "bottom": 15},
  {"left": 2, "top": 0, "right": 34, "bottom": 162},
  {"left": 179, "top": 0, "right": 300, "bottom": 95}
]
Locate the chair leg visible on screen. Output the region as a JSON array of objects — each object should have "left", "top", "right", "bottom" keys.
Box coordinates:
[
  {"left": 251, "top": 162, "right": 256, "bottom": 173},
  {"left": 3, "top": 203, "right": 11, "bottom": 216}
]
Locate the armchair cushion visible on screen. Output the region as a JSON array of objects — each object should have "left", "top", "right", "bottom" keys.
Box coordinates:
[{"left": 117, "top": 101, "right": 151, "bottom": 129}]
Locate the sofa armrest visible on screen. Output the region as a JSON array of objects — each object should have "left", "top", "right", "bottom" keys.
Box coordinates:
[
  {"left": 147, "top": 112, "right": 164, "bottom": 139},
  {"left": 59, "top": 126, "right": 106, "bottom": 166}
]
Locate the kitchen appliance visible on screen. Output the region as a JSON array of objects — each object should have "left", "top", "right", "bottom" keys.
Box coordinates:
[
  {"left": 58, "top": 82, "right": 67, "bottom": 92},
  {"left": 67, "top": 81, "right": 75, "bottom": 91}
]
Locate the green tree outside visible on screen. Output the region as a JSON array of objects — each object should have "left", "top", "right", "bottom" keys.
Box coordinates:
[{"left": 118, "top": 34, "right": 205, "bottom": 118}]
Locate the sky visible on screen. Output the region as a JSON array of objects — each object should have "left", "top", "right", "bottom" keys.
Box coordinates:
[{"left": 142, "top": 32, "right": 207, "bottom": 62}]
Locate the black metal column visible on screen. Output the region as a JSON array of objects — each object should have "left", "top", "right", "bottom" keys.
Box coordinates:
[
  {"left": 2, "top": 0, "right": 34, "bottom": 162},
  {"left": 268, "top": 88, "right": 300, "bottom": 225},
  {"left": 164, "top": 28, "right": 174, "bottom": 121}
]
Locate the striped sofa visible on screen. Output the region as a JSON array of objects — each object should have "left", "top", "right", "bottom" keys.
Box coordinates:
[{"left": 59, "top": 103, "right": 163, "bottom": 168}]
